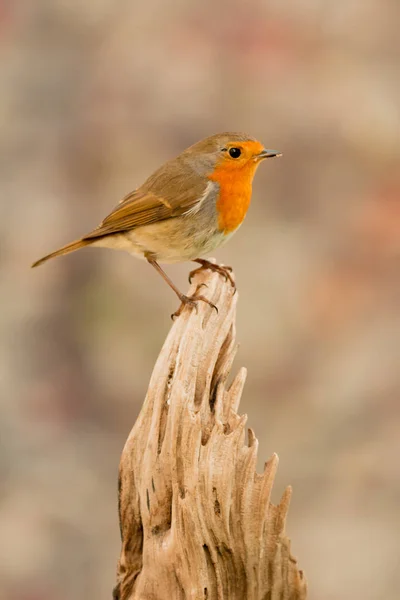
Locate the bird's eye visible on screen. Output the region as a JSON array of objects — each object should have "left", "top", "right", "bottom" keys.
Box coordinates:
[{"left": 229, "top": 147, "right": 241, "bottom": 159}]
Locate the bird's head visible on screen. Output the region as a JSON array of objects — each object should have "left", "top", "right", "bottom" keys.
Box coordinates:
[{"left": 183, "top": 132, "right": 281, "bottom": 178}]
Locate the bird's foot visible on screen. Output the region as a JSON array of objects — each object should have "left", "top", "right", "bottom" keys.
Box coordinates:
[
  {"left": 171, "top": 284, "right": 218, "bottom": 319},
  {"left": 189, "top": 259, "right": 235, "bottom": 290}
]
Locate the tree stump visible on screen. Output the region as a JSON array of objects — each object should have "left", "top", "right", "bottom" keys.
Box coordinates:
[{"left": 113, "top": 267, "right": 307, "bottom": 600}]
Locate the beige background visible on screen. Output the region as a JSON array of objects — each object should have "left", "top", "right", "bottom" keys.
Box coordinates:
[{"left": 1, "top": 1, "right": 399, "bottom": 598}]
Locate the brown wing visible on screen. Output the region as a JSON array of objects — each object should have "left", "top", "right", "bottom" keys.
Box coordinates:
[{"left": 83, "top": 158, "right": 210, "bottom": 240}]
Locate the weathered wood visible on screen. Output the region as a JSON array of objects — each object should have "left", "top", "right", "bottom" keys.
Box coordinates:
[{"left": 114, "top": 268, "right": 307, "bottom": 600}]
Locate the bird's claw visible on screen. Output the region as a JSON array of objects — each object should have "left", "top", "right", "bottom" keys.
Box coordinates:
[
  {"left": 189, "top": 261, "right": 235, "bottom": 290},
  {"left": 171, "top": 285, "right": 218, "bottom": 319}
]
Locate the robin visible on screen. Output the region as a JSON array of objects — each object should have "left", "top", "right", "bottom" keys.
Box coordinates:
[{"left": 32, "top": 132, "right": 281, "bottom": 317}]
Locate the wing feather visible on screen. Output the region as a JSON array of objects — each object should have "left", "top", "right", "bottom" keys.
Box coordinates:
[{"left": 83, "top": 159, "right": 212, "bottom": 241}]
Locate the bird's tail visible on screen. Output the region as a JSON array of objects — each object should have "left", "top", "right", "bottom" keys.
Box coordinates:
[{"left": 31, "top": 238, "right": 93, "bottom": 268}]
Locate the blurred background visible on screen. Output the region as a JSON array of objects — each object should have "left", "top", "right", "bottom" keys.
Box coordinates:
[{"left": 1, "top": 0, "right": 399, "bottom": 598}]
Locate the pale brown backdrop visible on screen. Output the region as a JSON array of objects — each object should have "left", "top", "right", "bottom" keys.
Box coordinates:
[{"left": 1, "top": 1, "right": 399, "bottom": 599}]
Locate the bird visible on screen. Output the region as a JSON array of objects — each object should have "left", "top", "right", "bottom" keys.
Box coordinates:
[{"left": 32, "top": 132, "right": 281, "bottom": 317}]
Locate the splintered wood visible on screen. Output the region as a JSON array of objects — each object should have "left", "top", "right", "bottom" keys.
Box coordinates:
[{"left": 114, "top": 268, "right": 307, "bottom": 600}]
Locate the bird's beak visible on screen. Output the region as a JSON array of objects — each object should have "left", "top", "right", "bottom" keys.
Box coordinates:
[{"left": 256, "top": 149, "right": 282, "bottom": 161}]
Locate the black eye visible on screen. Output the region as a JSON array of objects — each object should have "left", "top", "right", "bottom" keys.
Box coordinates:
[{"left": 229, "top": 147, "right": 241, "bottom": 159}]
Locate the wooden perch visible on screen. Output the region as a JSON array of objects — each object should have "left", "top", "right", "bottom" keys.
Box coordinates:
[{"left": 113, "top": 267, "right": 307, "bottom": 600}]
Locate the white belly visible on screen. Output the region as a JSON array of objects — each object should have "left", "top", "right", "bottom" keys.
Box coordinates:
[{"left": 92, "top": 216, "right": 235, "bottom": 264}]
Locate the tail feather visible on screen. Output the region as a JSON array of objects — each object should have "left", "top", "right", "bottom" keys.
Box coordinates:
[{"left": 31, "top": 238, "right": 93, "bottom": 268}]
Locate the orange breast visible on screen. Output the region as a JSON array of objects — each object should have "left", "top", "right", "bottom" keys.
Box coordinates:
[{"left": 209, "top": 162, "right": 257, "bottom": 234}]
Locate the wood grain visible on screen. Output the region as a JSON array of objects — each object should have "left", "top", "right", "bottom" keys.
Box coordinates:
[{"left": 113, "top": 267, "right": 307, "bottom": 600}]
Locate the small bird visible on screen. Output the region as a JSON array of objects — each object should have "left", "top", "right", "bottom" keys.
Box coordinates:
[{"left": 32, "top": 132, "right": 281, "bottom": 317}]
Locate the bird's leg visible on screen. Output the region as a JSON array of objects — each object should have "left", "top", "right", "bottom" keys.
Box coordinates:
[
  {"left": 146, "top": 257, "right": 218, "bottom": 319},
  {"left": 189, "top": 258, "right": 235, "bottom": 289}
]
